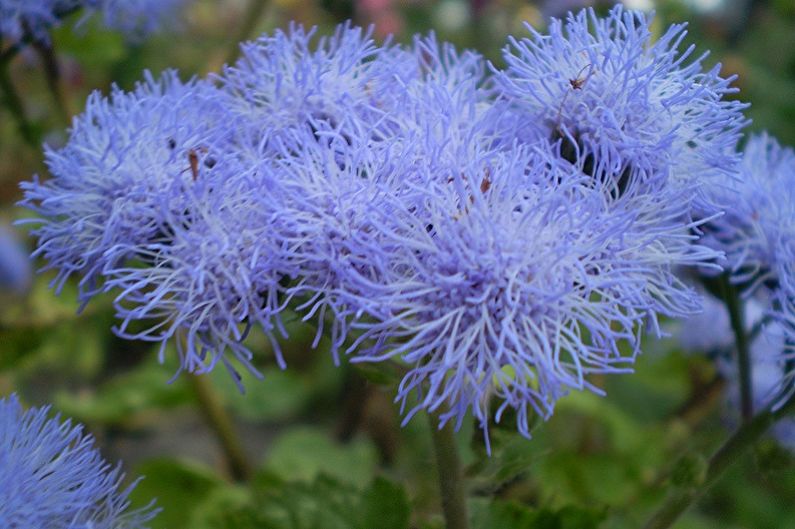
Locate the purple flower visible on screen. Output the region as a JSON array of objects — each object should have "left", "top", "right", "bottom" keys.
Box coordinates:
[
  {"left": 496, "top": 5, "right": 747, "bottom": 207},
  {"left": 0, "top": 0, "right": 81, "bottom": 43},
  {"left": 679, "top": 292, "right": 795, "bottom": 448},
  {"left": 704, "top": 134, "right": 795, "bottom": 288},
  {"left": 103, "top": 169, "right": 290, "bottom": 385},
  {"left": 86, "top": 0, "right": 188, "bottom": 39},
  {"left": 346, "top": 142, "right": 711, "bottom": 442},
  {"left": 0, "top": 224, "right": 32, "bottom": 295},
  {"left": 0, "top": 394, "right": 158, "bottom": 528},
  {"left": 218, "top": 22, "right": 394, "bottom": 158},
  {"left": 20, "top": 71, "right": 236, "bottom": 304}
]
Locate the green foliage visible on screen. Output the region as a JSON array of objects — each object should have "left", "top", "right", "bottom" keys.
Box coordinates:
[{"left": 262, "top": 427, "right": 379, "bottom": 488}]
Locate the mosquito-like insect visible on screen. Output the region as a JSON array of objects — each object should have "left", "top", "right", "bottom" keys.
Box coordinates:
[
  {"left": 555, "top": 63, "right": 596, "bottom": 131},
  {"left": 168, "top": 139, "right": 214, "bottom": 182}
]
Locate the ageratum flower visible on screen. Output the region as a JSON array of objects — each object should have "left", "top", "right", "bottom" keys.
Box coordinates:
[
  {"left": 261, "top": 129, "right": 431, "bottom": 364},
  {"left": 370, "top": 33, "right": 506, "bottom": 167},
  {"left": 496, "top": 6, "right": 747, "bottom": 205},
  {"left": 0, "top": 0, "right": 81, "bottom": 43},
  {"left": 679, "top": 293, "right": 795, "bottom": 448},
  {"left": 0, "top": 223, "right": 32, "bottom": 295},
  {"left": 20, "top": 71, "right": 237, "bottom": 304},
  {"left": 0, "top": 0, "right": 187, "bottom": 43},
  {"left": 103, "top": 163, "right": 291, "bottom": 385},
  {"left": 85, "top": 0, "right": 188, "bottom": 39},
  {"left": 703, "top": 134, "right": 795, "bottom": 289},
  {"left": 347, "top": 144, "right": 678, "bottom": 442},
  {"left": 0, "top": 394, "right": 158, "bottom": 528},
  {"left": 218, "top": 22, "right": 394, "bottom": 159}
]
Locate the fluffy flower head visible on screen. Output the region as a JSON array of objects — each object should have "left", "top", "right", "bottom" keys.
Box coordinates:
[{"left": 0, "top": 394, "right": 158, "bottom": 528}]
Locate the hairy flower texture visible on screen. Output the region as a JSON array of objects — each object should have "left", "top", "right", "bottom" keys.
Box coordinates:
[
  {"left": 346, "top": 146, "right": 666, "bottom": 441},
  {"left": 0, "top": 0, "right": 82, "bottom": 42},
  {"left": 371, "top": 33, "right": 506, "bottom": 167},
  {"left": 496, "top": 6, "right": 746, "bottom": 206},
  {"left": 704, "top": 134, "right": 795, "bottom": 289},
  {"left": 20, "top": 71, "right": 238, "bottom": 305},
  {"left": 101, "top": 167, "right": 290, "bottom": 384},
  {"left": 0, "top": 394, "right": 158, "bottom": 528},
  {"left": 218, "top": 22, "right": 394, "bottom": 160},
  {"left": 262, "top": 131, "right": 425, "bottom": 364}
]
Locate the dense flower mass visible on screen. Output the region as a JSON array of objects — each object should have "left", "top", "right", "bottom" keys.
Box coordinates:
[
  {"left": 22, "top": 6, "right": 786, "bottom": 440},
  {"left": 496, "top": 6, "right": 747, "bottom": 207},
  {"left": 0, "top": 394, "right": 158, "bottom": 528}
]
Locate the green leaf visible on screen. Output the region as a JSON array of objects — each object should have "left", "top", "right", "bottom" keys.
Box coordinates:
[
  {"left": 470, "top": 499, "right": 605, "bottom": 529},
  {"left": 361, "top": 477, "right": 411, "bottom": 529},
  {"left": 262, "top": 427, "right": 378, "bottom": 487},
  {"left": 53, "top": 356, "right": 191, "bottom": 425},
  {"left": 237, "top": 475, "right": 410, "bottom": 529},
  {"left": 129, "top": 458, "right": 226, "bottom": 529}
]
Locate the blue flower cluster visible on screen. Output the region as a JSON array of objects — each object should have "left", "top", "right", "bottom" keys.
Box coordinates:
[
  {"left": 0, "top": 394, "right": 158, "bottom": 528},
  {"left": 698, "top": 133, "right": 795, "bottom": 407},
  {"left": 0, "top": 0, "right": 187, "bottom": 43},
  {"left": 22, "top": 6, "right": 786, "bottom": 440}
]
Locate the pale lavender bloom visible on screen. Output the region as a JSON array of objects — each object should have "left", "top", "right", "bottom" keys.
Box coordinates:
[
  {"left": 103, "top": 169, "right": 290, "bottom": 384},
  {"left": 86, "top": 0, "right": 188, "bottom": 39},
  {"left": 218, "top": 22, "right": 394, "bottom": 159},
  {"left": 0, "top": 0, "right": 81, "bottom": 42},
  {"left": 704, "top": 134, "right": 795, "bottom": 288},
  {"left": 20, "top": 71, "right": 236, "bottom": 304},
  {"left": 680, "top": 293, "right": 795, "bottom": 448},
  {"left": 0, "top": 394, "right": 158, "bottom": 528},
  {"left": 496, "top": 6, "right": 747, "bottom": 206},
  {"left": 346, "top": 142, "right": 712, "bottom": 442},
  {"left": 0, "top": 0, "right": 187, "bottom": 43},
  {"left": 0, "top": 224, "right": 32, "bottom": 294}
]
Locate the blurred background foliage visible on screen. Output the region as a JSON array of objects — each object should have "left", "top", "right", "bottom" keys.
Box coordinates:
[{"left": 1, "top": 1, "right": 794, "bottom": 528}]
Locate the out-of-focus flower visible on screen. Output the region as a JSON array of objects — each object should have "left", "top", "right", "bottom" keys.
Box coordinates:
[
  {"left": 0, "top": 0, "right": 189, "bottom": 43},
  {"left": 496, "top": 5, "right": 747, "bottom": 208},
  {"left": 0, "top": 0, "right": 81, "bottom": 43},
  {"left": 0, "top": 224, "right": 32, "bottom": 295},
  {"left": 0, "top": 394, "right": 158, "bottom": 528},
  {"left": 679, "top": 293, "right": 795, "bottom": 448},
  {"left": 704, "top": 134, "right": 795, "bottom": 289},
  {"left": 86, "top": 0, "right": 189, "bottom": 40}
]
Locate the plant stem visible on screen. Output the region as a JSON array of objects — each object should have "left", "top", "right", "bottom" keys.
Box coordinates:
[
  {"left": 225, "top": 0, "right": 269, "bottom": 65},
  {"left": 643, "top": 394, "right": 795, "bottom": 529},
  {"left": 31, "top": 39, "right": 73, "bottom": 124},
  {"left": 720, "top": 274, "right": 753, "bottom": 422},
  {"left": 188, "top": 373, "right": 253, "bottom": 482},
  {"left": 0, "top": 62, "right": 38, "bottom": 147},
  {"left": 428, "top": 411, "right": 469, "bottom": 529}
]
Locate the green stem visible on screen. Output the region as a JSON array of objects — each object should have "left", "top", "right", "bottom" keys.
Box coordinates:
[
  {"left": 188, "top": 373, "right": 253, "bottom": 482},
  {"left": 0, "top": 62, "right": 38, "bottom": 147},
  {"left": 31, "top": 39, "right": 72, "bottom": 124},
  {"left": 720, "top": 274, "right": 753, "bottom": 422},
  {"left": 643, "top": 394, "right": 795, "bottom": 529},
  {"left": 225, "top": 0, "right": 269, "bottom": 65},
  {"left": 428, "top": 411, "right": 469, "bottom": 529}
]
